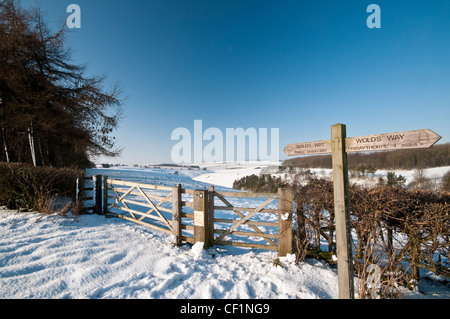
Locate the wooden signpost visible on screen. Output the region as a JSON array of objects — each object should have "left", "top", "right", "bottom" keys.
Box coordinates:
[{"left": 284, "top": 124, "right": 441, "bottom": 299}]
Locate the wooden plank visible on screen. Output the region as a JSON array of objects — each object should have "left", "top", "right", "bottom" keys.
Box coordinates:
[
  {"left": 346, "top": 129, "right": 442, "bottom": 153},
  {"left": 108, "top": 188, "right": 172, "bottom": 203},
  {"left": 331, "top": 123, "right": 354, "bottom": 299},
  {"left": 108, "top": 179, "right": 173, "bottom": 191},
  {"left": 181, "top": 224, "right": 194, "bottom": 231},
  {"left": 212, "top": 191, "right": 279, "bottom": 199},
  {"left": 182, "top": 201, "right": 193, "bottom": 207},
  {"left": 115, "top": 198, "right": 173, "bottom": 214},
  {"left": 119, "top": 197, "right": 154, "bottom": 209},
  {"left": 111, "top": 204, "right": 168, "bottom": 224},
  {"left": 215, "top": 241, "right": 278, "bottom": 251},
  {"left": 215, "top": 229, "right": 279, "bottom": 239},
  {"left": 213, "top": 206, "right": 278, "bottom": 214},
  {"left": 214, "top": 218, "right": 278, "bottom": 227},
  {"left": 284, "top": 139, "right": 332, "bottom": 156},
  {"left": 181, "top": 213, "right": 194, "bottom": 219}
]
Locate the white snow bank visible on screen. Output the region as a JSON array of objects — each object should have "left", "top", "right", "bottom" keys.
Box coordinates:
[
  {"left": 193, "top": 167, "right": 262, "bottom": 189},
  {"left": 0, "top": 209, "right": 338, "bottom": 299}
]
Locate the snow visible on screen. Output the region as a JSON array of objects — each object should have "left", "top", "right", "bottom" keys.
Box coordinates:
[
  {"left": 0, "top": 209, "right": 338, "bottom": 299},
  {"left": 1, "top": 163, "right": 449, "bottom": 299},
  {"left": 191, "top": 163, "right": 450, "bottom": 190},
  {"left": 192, "top": 161, "right": 279, "bottom": 188}
]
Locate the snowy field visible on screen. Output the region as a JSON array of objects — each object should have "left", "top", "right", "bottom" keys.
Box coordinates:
[
  {"left": 1, "top": 163, "right": 449, "bottom": 300},
  {"left": 193, "top": 162, "right": 450, "bottom": 189}
]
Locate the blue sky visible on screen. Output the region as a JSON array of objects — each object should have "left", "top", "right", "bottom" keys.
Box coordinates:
[{"left": 21, "top": 0, "right": 450, "bottom": 165}]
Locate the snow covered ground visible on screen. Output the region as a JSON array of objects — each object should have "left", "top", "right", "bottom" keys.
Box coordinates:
[
  {"left": 1, "top": 163, "right": 449, "bottom": 299},
  {"left": 0, "top": 209, "right": 339, "bottom": 299}
]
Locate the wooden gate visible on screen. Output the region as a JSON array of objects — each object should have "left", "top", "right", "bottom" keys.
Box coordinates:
[
  {"left": 210, "top": 188, "right": 293, "bottom": 256},
  {"left": 106, "top": 179, "right": 175, "bottom": 235},
  {"left": 98, "top": 176, "right": 293, "bottom": 256}
]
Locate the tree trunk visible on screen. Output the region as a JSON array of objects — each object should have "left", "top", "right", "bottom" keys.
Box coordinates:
[
  {"left": 2, "top": 126, "right": 10, "bottom": 163},
  {"left": 28, "top": 122, "right": 37, "bottom": 166}
]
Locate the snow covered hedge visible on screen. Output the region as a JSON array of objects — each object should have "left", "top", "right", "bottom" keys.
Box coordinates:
[
  {"left": 443, "top": 171, "right": 450, "bottom": 192},
  {"left": 0, "top": 163, "right": 82, "bottom": 214},
  {"left": 294, "top": 177, "right": 450, "bottom": 298}
]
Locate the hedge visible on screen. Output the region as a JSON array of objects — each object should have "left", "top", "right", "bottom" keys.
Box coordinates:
[{"left": 0, "top": 163, "right": 82, "bottom": 214}]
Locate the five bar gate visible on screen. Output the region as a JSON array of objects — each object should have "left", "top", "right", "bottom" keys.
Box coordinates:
[{"left": 77, "top": 175, "right": 293, "bottom": 257}]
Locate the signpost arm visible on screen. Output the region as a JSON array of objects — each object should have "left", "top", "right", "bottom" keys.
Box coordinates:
[{"left": 331, "top": 124, "right": 354, "bottom": 299}]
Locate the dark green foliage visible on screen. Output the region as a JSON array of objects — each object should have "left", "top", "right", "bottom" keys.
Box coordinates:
[
  {"left": 386, "top": 172, "right": 407, "bottom": 188},
  {"left": 232, "top": 174, "right": 287, "bottom": 193}
]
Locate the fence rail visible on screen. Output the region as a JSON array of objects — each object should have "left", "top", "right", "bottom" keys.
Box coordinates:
[{"left": 76, "top": 175, "right": 294, "bottom": 256}]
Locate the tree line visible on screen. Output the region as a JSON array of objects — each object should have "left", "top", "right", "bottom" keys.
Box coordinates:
[
  {"left": 282, "top": 143, "right": 450, "bottom": 171},
  {"left": 0, "top": 0, "right": 123, "bottom": 168}
]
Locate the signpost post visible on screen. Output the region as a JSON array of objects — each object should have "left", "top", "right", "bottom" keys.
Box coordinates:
[{"left": 284, "top": 125, "right": 441, "bottom": 299}]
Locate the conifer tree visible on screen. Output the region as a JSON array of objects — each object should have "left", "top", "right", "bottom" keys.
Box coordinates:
[{"left": 0, "top": 0, "right": 123, "bottom": 167}]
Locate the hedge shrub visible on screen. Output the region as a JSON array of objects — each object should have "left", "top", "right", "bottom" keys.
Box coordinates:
[
  {"left": 233, "top": 173, "right": 450, "bottom": 297},
  {"left": 0, "top": 163, "right": 82, "bottom": 214}
]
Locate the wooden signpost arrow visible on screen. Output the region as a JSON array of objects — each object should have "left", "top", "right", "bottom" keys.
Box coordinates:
[
  {"left": 284, "top": 129, "right": 441, "bottom": 156},
  {"left": 284, "top": 139, "right": 332, "bottom": 156},
  {"left": 346, "top": 129, "right": 442, "bottom": 153},
  {"left": 284, "top": 125, "right": 441, "bottom": 299}
]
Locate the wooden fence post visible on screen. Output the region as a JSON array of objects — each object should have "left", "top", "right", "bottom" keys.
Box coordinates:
[
  {"left": 331, "top": 123, "right": 355, "bottom": 299},
  {"left": 208, "top": 186, "right": 216, "bottom": 247},
  {"left": 278, "top": 188, "right": 293, "bottom": 257},
  {"left": 172, "top": 184, "right": 182, "bottom": 246},
  {"left": 93, "top": 175, "right": 102, "bottom": 215},
  {"left": 193, "top": 189, "right": 210, "bottom": 249},
  {"left": 103, "top": 175, "right": 109, "bottom": 214}
]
